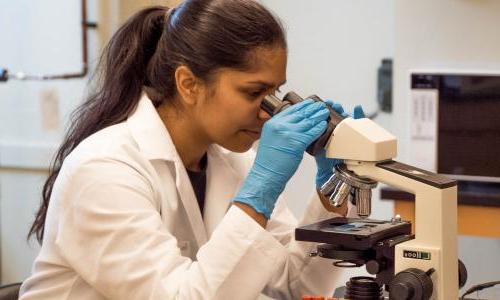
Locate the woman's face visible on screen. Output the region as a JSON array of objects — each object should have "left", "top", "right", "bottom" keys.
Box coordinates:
[{"left": 195, "top": 46, "right": 287, "bottom": 152}]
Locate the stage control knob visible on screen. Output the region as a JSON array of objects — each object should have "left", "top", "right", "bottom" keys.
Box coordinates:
[
  {"left": 366, "top": 259, "right": 386, "bottom": 275},
  {"left": 389, "top": 268, "right": 433, "bottom": 300}
]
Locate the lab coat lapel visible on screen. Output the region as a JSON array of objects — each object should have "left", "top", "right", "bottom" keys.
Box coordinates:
[
  {"left": 127, "top": 94, "right": 208, "bottom": 248},
  {"left": 204, "top": 146, "right": 244, "bottom": 237}
]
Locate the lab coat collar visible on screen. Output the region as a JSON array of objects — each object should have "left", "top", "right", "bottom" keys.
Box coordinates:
[
  {"left": 126, "top": 93, "right": 178, "bottom": 162},
  {"left": 126, "top": 94, "right": 245, "bottom": 247},
  {"left": 127, "top": 94, "right": 208, "bottom": 246}
]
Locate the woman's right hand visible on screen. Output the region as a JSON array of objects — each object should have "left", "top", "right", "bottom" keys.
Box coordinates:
[{"left": 234, "top": 99, "right": 330, "bottom": 219}]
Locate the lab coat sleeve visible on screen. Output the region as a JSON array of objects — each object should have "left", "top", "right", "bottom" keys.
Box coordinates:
[
  {"left": 55, "top": 157, "right": 289, "bottom": 300},
  {"left": 261, "top": 192, "right": 349, "bottom": 299}
]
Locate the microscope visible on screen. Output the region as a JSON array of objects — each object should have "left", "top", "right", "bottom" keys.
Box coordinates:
[{"left": 261, "top": 92, "right": 465, "bottom": 300}]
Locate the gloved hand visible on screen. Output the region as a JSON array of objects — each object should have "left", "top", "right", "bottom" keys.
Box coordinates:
[
  {"left": 314, "top": 102, "right": 366, "bottom": 187},
  {"left": 234, "top": 99, "right": 330, "bottom": 219}
]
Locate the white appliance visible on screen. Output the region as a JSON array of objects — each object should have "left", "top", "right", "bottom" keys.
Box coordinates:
[{"left": 410, "top": 71, "right": 500, "bottom": 183}]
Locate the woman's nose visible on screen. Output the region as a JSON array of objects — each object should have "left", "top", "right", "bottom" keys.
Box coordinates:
[{"left": 258, "top": 108, "right": 272, "bottom": 120}]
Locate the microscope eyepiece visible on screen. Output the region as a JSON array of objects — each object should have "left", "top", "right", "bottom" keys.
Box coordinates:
[{"left": 260, "top": 91, "right": 346, "bottom": 155}]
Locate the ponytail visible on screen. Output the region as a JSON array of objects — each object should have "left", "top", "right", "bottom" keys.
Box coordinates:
[{"left": 28, "top": 6, "right": 170, "bottom": 243}]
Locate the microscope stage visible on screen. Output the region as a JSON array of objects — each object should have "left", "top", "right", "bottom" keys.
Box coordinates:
[{"left": 295, "top": 217, "right": 411, "bottom": 250}]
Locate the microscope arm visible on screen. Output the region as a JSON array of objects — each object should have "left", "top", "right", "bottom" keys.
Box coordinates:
[
  {"left": 344, "top": 160, "right": 458, "bottom": 300},
  {"left": 324, "top": 114, "right": 459, "bottom": 300},
  {"left": 345, "top": 160, "right": 457, "bottom": 247}
]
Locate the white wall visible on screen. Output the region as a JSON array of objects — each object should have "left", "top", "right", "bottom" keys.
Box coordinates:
[
  {"left": 394, "top": 0, "right": 500, "bottom": 298},
  {"left": 0, "top": 0, "right": 98, "bottom": 283}
]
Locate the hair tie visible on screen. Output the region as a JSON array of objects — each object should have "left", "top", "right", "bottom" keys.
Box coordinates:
[{"left": 165, "top": 7, "right": 178, "bottom": 26}]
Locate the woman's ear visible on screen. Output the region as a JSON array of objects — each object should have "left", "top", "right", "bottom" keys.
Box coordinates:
[{"left": 174, "top": 65, "right": 202, "bottom": 106}]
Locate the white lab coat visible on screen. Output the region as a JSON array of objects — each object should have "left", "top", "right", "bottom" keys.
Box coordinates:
[{"left": 20, "top": 94, "right": 347, "bottom": 300}]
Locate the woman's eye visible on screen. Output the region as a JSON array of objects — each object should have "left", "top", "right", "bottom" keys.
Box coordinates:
[
  {"left": 248, "top": 90, "right": 264, "bottom": 98},
  {"left": 245, "top": 87, "right": 281, "bottom": 99}
]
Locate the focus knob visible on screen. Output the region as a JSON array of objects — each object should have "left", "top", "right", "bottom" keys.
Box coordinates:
[
  {"left": 366, "top": 260, "right": 386, "bottom": 275},
  {"left": 391, "top": 282, "right": 415, "bottom": 299},
  {"left": 389, "top": 268, "right": 433, "bottom": 300}
]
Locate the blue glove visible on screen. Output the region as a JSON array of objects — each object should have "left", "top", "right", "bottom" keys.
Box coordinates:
[
  {"left": 234, "top": 100, "right": 330, "bottom": 219},
  {"left": 314, "top": 102, "right": 366, "bottom": 187}
]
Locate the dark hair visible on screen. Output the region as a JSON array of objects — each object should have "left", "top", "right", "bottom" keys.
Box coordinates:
[{"left": 28, "top": 0, "right": 286, "bottom": 243}]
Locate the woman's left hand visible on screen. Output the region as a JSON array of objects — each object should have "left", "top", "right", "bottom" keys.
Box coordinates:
[{"left": 314, "top": 101, "right": 365, "bottom": 187}]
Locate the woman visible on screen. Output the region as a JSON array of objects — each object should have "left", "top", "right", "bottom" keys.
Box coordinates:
[{"left": 20, "top": 1, "right": 362, "bottom": 299}]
